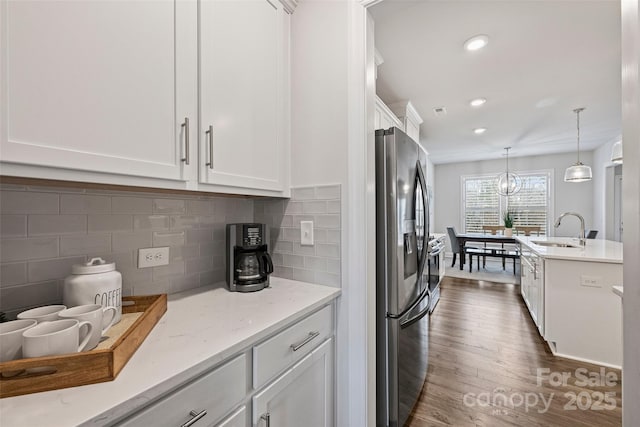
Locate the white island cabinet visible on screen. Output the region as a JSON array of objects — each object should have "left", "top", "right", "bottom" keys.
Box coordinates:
[
  {"left": 0, "top": 279, "right": 340, "bottom": 427},
  {"left": 0, "top": 0, "right": 292, "bottom": 197},
  {"left": 516, "top": 236, "right": 623, "bottom": 368}
]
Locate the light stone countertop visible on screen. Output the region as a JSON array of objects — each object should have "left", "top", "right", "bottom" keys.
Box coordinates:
[
  {"left": 612, "top": 285, "right": 624, "bottom": 298},
  {"left": 0, "top": 278, "right": 341, "bottom": 427},
  {"left": 516, "top": 236, "right": 623, "bottom": 263}
]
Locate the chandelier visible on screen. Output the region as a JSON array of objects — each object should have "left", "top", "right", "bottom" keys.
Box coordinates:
[{"left": 496, "top": 147, "right": 522, "bottom": 196}]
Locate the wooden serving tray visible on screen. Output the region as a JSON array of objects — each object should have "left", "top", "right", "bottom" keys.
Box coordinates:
[{"left": 0, "top": 294, "right": 167, "bottom": 398}]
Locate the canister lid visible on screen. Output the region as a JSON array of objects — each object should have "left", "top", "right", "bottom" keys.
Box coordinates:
[{"left": 71, "top": 257, "right": 116, "bottom": 274}]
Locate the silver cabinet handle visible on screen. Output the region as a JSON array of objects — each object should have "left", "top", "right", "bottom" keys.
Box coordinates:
[
  {"left": 181, "top": 409, "right": 207, "bottom": 427},
  {"left": 291, "top": 331, "right": 320, "bottom": 352},
  {"left": 260, "top": 412, "right": 271, "bottom": 427},
  {"left": 205, "top": 125, "right": 213, "bottom": 169},
  {"left": 181, "top": 117, "right": 190, "bottom": 165}
]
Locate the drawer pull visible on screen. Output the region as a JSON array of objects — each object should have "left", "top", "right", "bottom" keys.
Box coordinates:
[
  {"left": 291, "top": 331, "right": 320, "bottom": 352},
  {"left": 261, "top": 412, "right": 271, "bottom": 427},
  {"left": 181, "top": 409, "right": 207, "bottom": 427},
  {"left": 181, "top": 117, "right": 190, "bottom": 165}
]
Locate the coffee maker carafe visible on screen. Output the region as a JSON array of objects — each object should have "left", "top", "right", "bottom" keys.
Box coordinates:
[{"left": 226, "top": 223, "right": 274, "bottom": 292}]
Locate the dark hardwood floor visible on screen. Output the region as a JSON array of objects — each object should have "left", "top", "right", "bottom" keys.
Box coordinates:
[{"left": 407, "top": 276, "right": 622, "bottom": 427}]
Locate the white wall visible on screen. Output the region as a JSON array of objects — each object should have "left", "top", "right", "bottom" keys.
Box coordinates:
[
  {"left": 592, "top": 137, "right": 622, "bottom": 240},
  {"left": 291, "top": 1, "right": 348, "bottom": 188},
  {"left": 621, "top": 0, "right": 640, "bottom": 424},
  {"left": 434, "top": 151, "right": 594, "bottom": 247},
  {"left": 291, "top": 1, "right": 370, "bottom": 426}
]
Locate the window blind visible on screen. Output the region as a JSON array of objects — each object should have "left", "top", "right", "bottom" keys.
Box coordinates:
[{"left": 463, "top": 172, "right": 550, "bottom": 234}]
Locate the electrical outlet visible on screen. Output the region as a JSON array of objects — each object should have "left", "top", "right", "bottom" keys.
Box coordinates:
[
  {"left": 138, "top": 247, "right": 170, "bottom": 268},
  {"left": 580, "top": 275, "right": 603, "bottom": 288}
]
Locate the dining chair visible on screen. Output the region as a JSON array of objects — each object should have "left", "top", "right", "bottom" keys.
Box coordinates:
[
  {"left": 515, "top": 226, "right": 541, "bottom": 236},
  {"left": 446, "top": 227, "right": 479, "bottom": 268}
]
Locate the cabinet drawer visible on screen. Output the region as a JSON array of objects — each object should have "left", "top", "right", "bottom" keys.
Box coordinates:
[
  {"left": 116, "top": 354, "right": 246, "bottom": 427},
  {"left": 216, "top": 405, "right": 247, "bottom": 427},
  {"left": 253, "top": 304, "right": 333, "bottom": 389}
]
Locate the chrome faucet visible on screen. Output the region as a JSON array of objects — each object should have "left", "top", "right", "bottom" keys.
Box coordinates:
[{"left": 554, "top": 212, "right": 586, "bottom": 246}]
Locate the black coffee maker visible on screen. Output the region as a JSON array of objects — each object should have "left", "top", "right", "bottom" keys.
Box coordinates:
[{"left": 226, "top": 223, "right": 274, "bottom": 292}]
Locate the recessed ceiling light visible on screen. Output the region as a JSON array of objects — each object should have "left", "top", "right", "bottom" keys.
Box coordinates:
[
  {"left": 470, "top": 98, "right": 487, "bottom": 107},
  {"left": 473, "top": 128, "right": 487, "bottom": 134},
  {"left": 464, "top": 35, "right": 489, "bottom": 51}
]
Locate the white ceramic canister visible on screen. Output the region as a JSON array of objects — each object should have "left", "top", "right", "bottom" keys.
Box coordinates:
[{"left": 63, "top": 258, "right": 122, "bottom": 324}]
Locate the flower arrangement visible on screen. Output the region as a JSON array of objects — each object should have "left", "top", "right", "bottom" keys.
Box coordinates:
[{"left": 503, "top": 210, "right": 514, "bottom": 229}]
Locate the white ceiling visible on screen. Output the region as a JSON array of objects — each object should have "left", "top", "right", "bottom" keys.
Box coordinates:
[{"left": 370, "top": 0, "right": 622, "bottom": 165}]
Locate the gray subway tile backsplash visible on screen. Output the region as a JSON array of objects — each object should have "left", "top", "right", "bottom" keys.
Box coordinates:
[
  {"left": 60, "top": 234, "right": 111, "bottom": 256},
  {"left": 0, "top": 183, "right": 341, "bottom": 317},
  {"left": 1, "top": 215, "right": 27, "bottom": 238},
  {"left": 60, "top": 194, "right": 111, "bottom": 214},
  {"left": 111, "top": 196, "right": 152, "bottom": 214},
  {"left": 0, "top": 191, "right": 59, "bottom": 214},
  {"left": 1, "top": 237, "right": 59, "bottom": 262},
  {"left": 0, "top": 262, "right": 27, "bottom": 287},
  {"left": 256, "top": 184, "right": 341, "bottom": 288},
  {"left": 87, "top": 214, "right": 133, "bottom": 233},
  {"left": 29, "top": 214, "right": 88, "bottom": 236}
]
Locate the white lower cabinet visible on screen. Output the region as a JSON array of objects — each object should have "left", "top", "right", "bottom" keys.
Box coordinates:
[
  {"left": 113, "top": 304, "right": 334, "bottom": 427},
  {"left": 217, "top": 405, "right": 247, "bottom": 427},
  {"left": 116, "top": 354, "right": 247, "bottom": 427},
  {"left": 253, "top": 338, "right": 334, "bottom": 427}
]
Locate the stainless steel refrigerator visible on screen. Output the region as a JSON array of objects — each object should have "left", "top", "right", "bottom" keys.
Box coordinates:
[{"left": 375, "top": 127, "right": 430, "bottom": 427}]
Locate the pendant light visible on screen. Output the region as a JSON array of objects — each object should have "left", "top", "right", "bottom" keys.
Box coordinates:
[
  {"left": 564, "top": 108, "right": 592, "bottom": 182},
  {"left": 611, "top": 140, "right": 623, "bottom": 164},
  {"left": 496, "top": 147, "right": 522, "bottom": 196}
]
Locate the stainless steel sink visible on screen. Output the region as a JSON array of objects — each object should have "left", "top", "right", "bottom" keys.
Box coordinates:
[{"left": 531, "top": 240, "right": 579, "bottom": 248}]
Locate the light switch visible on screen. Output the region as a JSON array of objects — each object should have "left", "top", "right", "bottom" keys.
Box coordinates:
[{"left": 301, "top": 221, "right": 314, "bottom": 246}]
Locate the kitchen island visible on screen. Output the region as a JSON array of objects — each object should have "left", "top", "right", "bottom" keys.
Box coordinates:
[
  {"left": 0, "top": 278, "right": 341, "bottom": 427},
  {"left": 516, "top": 236, "right": 623, "bottom": 368}
]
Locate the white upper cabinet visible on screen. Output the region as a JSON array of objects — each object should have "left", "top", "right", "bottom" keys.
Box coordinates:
[
  {"left": 199, "top": 0, "right": 289, "bottom": 193},
  {"left": 0, "top": 0, "right": 197, "bottom": 182},
  {"left": 0, "top": 0, "right": 291, "bottom": 197},
  {"left": 389, "top": 101, "right": 423, "bottom": 144},
  {"left": 374, "top": 96, "right": 403, "bottom": 131}
]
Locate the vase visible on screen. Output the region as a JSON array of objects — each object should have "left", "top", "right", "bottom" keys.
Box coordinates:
[{"left": 504, "top": 228, "right": 513, "bottom": 237}]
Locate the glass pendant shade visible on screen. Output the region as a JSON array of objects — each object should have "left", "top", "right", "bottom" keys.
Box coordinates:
[
  {"left": 496, "top": 172, "right": 522, "bottom": 195},
  {"left": 564, "top": 107, "right": 592, "bottom": 183},
  {"left": 495, "top": 147, "right": 521, "bottom": 196},
  {"left": 564, "top": 163, "right": 593, "bottom": 182},
  {"left": 611, "top": 140, "right": 623, "bottom": 164}
]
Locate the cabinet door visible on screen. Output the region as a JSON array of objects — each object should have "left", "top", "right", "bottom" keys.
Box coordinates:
[
  {"left": 199, "top": 0, "right": 288, "bottom": 192},
  {"left": 217, "top": 405, "right": 248, "bottom": 427},
  {"left": 1, "top": 0, "right": 197, "bottom": 181},
  {"left": 253, "top": 338, "right": 334, "bottom": 427}
]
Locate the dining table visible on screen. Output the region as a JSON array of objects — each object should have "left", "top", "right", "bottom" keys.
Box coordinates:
[{"left": 456, "top": 233, "right": 518, "bottom": 270}]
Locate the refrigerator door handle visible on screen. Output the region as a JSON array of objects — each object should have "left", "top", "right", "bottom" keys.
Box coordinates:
[
  {"left": 400, "top": 286, "right": 431, "bottom": 328},
  {"left": 388, "top": 286, "right": 429, "bottom": 320},
  {"left": 415, "top": 160, "right": 429, "bottom": 280}
]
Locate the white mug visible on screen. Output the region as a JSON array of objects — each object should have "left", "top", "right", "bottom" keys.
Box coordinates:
[
  {"left": 17, "top": 305, "right": 67, "bottom": 323},
  {"left": 0, "top": 319, "right": 38, "bottom": 362},
  {"left": 58, "top": 304, "right": 117, "bottom": 350},
  {"left": 22, "top": 319, "right": 94, "bottom": 358}
]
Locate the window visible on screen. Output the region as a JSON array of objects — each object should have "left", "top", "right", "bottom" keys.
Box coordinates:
[{"left": 462, "top": 171, "right": 552, "bottom": 234}]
